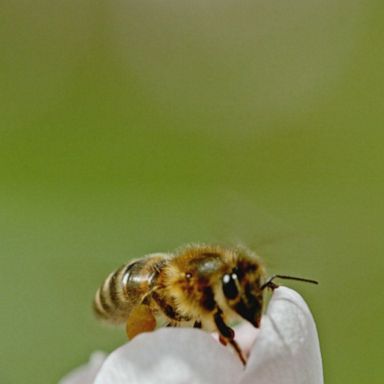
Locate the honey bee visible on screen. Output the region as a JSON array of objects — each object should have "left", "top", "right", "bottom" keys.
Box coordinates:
[{"left": 93, "top": 244, "right": 317, "bottom": 364}]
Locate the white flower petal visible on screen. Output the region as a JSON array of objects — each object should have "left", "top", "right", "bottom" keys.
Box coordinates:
[
  {"left": 232, "top": 321, "right": 259, "bottom": 356},
  {"left": 241, "top": 287, "right": 323, "bottom": 384},
  {"left": 63, "top": 288, "right": 321, "bottom": 384},
  {"left": 94, "top": 328, "right": 243, "bottom": 384},
  {"left": 59, "top": 351, "right": 106, "bottom": 384}
]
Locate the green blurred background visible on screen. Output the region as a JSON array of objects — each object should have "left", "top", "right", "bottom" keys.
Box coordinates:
[{"left": 1, "top": 1, "right": 383, "bottom": 382}]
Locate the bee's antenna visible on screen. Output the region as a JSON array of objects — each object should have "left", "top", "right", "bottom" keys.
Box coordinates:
[{"left": 261, "top": 274, "right": 319, "bottom": 290}]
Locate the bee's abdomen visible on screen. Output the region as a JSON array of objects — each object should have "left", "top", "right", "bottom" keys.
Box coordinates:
[{"left": 93, "top": 263, "right": 130, "bottom": 323}]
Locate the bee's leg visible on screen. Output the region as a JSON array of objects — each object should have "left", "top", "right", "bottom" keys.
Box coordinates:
[
  {"left": 193, "top": 320, "right": 202, "bottom": 328},
  {"left": 228, "top": 339, "right": 247, "bottom": 366},
  {"left": 166, "top": 321, "right": 180, "bottom": 327},
  {"left": 126, "top": 304, "right": 156, "bottom": 339},
  {"left": 214, "top": 309, "right": 247, "bottom": 365}
]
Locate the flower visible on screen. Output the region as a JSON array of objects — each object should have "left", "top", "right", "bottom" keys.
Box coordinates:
[
  {"left": 60, "top": 287, "right": 323, "bottom": 384},
  {"left": 59, "top": 352, "right": 106, "bottom": 384}
]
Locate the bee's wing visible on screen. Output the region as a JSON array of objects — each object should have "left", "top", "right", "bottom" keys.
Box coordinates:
[{"left": 121, "top": 253, "right": 171, "bottom": 302}]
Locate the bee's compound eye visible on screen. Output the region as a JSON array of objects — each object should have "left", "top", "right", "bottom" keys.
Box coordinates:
[
  {"left": 222, "top": 273, "right": 239, "bottom": 300},
  {"left": 185, "top": 272, "right": 192, "bottom": 279}
]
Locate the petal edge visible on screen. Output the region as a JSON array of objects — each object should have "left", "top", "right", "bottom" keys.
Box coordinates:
[{"left": 241, "top": 287, "right": 323, "bottom": 384}]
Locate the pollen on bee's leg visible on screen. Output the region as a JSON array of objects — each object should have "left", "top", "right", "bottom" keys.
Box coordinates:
[
  {"left": 219, "top": 334, "right": 228, "bottom": 346},
  {"left": 126, "top": 305, "right": 156, "bottom": 340}
]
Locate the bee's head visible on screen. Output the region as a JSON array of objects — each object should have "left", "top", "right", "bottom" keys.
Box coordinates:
[{"left": 221, "top": 258, "right": 265, "bottom": 327}]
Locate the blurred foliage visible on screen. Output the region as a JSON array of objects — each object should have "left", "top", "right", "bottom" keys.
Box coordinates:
[{"left": 1, "top": 1, "right": 383, "bottom": 383}]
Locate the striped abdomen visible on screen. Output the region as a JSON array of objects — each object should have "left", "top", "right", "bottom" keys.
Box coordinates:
[{"left": 93, "top": 254, "right": 169, "bottom": 324}]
